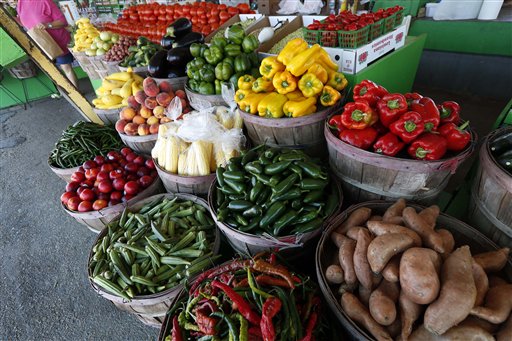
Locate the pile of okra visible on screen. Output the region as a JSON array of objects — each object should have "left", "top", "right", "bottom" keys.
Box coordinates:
[
  {"left": 89, "top": 196, "right": 220, "bottom": 300},
  {"left": 214, "top": 146, "right": 339, "bottom": 237}
]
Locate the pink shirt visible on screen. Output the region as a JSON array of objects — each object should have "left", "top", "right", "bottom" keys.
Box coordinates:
[{"left": 17, "top": 0, "right": 71, "bottom": 54}]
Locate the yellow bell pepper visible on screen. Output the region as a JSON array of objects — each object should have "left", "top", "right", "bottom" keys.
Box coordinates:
[
  {"left": 327, "top": 71, "right": 348, "bottom": 91},
  {"left": 272, "top": 71, "right": 298, "bottom": 95},
  {"left": 252, "top": 77, "right": 274, "bottom": 93},
  {"left": 320, "top": 85, "right": 341, "bottom": 107},
  {"left": 307, "top": 64, "right": 328, "bottom": 84},
  {"left": 257, "top": 93, "right": 288, "bottom": 118},
  {"left": 238, "top": 93, "right": 268, "bottom": 114},
  {"left": 259, "top": 56, "right": 285, "bottom": 79},
  {"left": 283, "top": 97, "right": 318, "bottom": 118},
  {"left": 235, "top": 89, "right": 253, "bottom": 103},
  {"left": 277, "top": 38, "right": 308, "bottom": 66},
  {"left": 298, "top": 73, "right": 324, "bottom": 98},
  {"left": 286, "top": 44, "right": 322, "bottom": 77},
  {"left": 238, "top": 75, "right": 256, "bottom": 90},
  {"left": 286, "top": 90, "right": 306, "bottom": 101},
  {"left": 318, "top": 49, "right": 339, "bottom": 71}
]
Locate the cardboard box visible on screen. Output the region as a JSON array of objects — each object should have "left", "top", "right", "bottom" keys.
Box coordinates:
[{"left": 205, "top": 14, "right": 264, "bottom": 42}]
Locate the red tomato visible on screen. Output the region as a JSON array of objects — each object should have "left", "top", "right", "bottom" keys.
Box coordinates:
[
  {"left": 70, "top": 171, "right": 85, "bottom": 183},
  {"left": 92, "top": 199, "right": 108, "bottom": 211},
  {"left": 227, "top": 7, "right": 239, "bottom": 15},
  {"left": 208, "top": 17, "right": 218, "bottom": 24},
  {"left": 211, "top": 8, "right": 219, "bottom": 17},
  {"left": 219, "top": 11, "right": 230, "bottom": 21},
  {"left": 190, "top": 7, "right": 197, "bottom": 16},
  {"left": 197, "top": 8, "right": 205, "bottom": 16},
  {"left": 78, "top": 201, "right": 93, "bottom": 212},
  {"left": 219, "top": 4, "right": 227, "bottom": 10},
  {"left": 199, "top": 17, "right": 208, "bottom": 25},
  {"left": 191, "top": 16, "right": 198, "bottom": 25},
  {"left": 79, "top": 188, "right": 95, "bottom": 202},
  {"left": 60, "top": 191, "right": 76, "bottom": 205},
  {"left": 66, "top": 197, "right": 81, "bottom": 211},
  {"left": 124, "top": 181, "right": 140, "bottom": 195}
]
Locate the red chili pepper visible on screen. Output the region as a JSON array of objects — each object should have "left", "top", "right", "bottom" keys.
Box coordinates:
[
  {"left": 438, "top": 121, "right": 471, "bottom": 152},
  {"left": 353, "top": 80, "right": 381, "bottom": 106},
  {"left": 252, "top": 259, "right": 295, "bottom": 289},
  {"left": 404, "top": 92, "right": 423, "bottom": 108},
  {"left": 410, "top": 97, "right": 440, "bottom": 132},
  {"left": 171, "top": 315, "right": 184, "bottom": 341},
  {"left": 407, "top": 133, "right": 448, "bottom": 160},
  {"left": 268, "top": 253, "right": 277, "bottom": 265},
  {"left": 298, "top": 311, "right": 318, "bottom": 341},
  {"left": 328, "top": 114, "right": 344, "bottom": 131},
  {"left": 339, "top": 126, "right": 378, "bottom": 150},
  {"left": 196, "top": 310, "right": 217, "bottom": 335},
  {"left": 389, "top": 111, "right": 425, "bottom": 143},
  {"left": 211, "top": 280, "right": 261, "bottom": 325},
  {"left": 260, "top": 297, "right": 282, "bottom": 341},
  {"left": 437, "top": 100, "right": 461, "bottom": 124},
  {"left": 190, "top": 259, "right": 251, "bottom": 295},
  {"left": 249, "top": 326, "right": 263, "bottom": 337},
  {"left": 341, "top": 101, "right": 377, "bottom": 130},
  {"left": 373, "top": 132, "right": 405, "bottom": 156},
  {"left": 376, "top": 93, "right": 408, "bottom": 127},
  {"left": 255, "top": 275, "right": 290, "bottom": 288}
]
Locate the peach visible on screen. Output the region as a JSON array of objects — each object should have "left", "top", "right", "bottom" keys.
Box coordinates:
[
  {"left": 158, "top": 81, "right": 173, "bottom": 93},
  {"left": 132, "top": 115, "right": 146, "bottom": 125},
  {"left": 144, "top": 97, "right": 158, "bottom": 110},
  {"left": 160, "top": 117, "right": 172, "bottom": 123},
  {"left": 147, "top": 116, "right": 160, "bottom": 125},
  {"left": 134, "top": 90, "right": 147, "bottom": 105},
  {"left": 180, "top": 98, "right": 188, "bottom": 109},
  {"left": 149, "top": 123, "right": 160, "bottom": 135},
  {"left": 143, "top": 81, "right": 159, "bottom": 97},
  {"left": 138, "top": 124, "right": 150, "bottom": 136},
  {"left": 143, "top": 77, "right": 157, "bottom": 88},
  {"left": 115, "top": 119, "right": 128, "bottom": 133},
  {"left": 175, "top": 89, "right": 186, "bottom": 99},
  {"left": 124, "top": 122, "right": 139, "bottom": 136},
  {"left": 127, "top": 95, "right": 140, "bottom": 110},
  {"left": 139, "top": 105, "right": 153, "bottom": 119},
  {"left": 156, "top": 92, "right": 172, "bottom": 107},
  {"left": 153, "top": 105, "right": 165, "bottom": 118},
  {"left": 120, "top": 107, "right": 136, "bottom": 121}
]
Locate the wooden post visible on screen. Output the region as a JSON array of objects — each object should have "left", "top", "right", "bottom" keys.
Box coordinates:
[{"left": 0, "top": 6, "right": 102, "bottom": 124}]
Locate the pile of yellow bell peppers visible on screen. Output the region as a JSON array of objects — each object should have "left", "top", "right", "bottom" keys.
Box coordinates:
[{"left": 234, "top": 38, "right": 348, "bottom": 118}]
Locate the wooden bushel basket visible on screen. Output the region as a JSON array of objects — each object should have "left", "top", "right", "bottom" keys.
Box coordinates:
[
  {"left": 62, "top": 178, "right": 163, "bottom": 233},
  {"left": 325, "top": 123, "right": 477, "bottom": 205},
  {"left": 154, "top": 159, "right": 216, "bottom": 197},
  {"left": 468, "top": 126, "right": 512, "bottom": 248},
  {"left": 118, "top": 65, "right": 147, "bottom": 77},
  {"left": 185, "top": 85, "right": 227, "bottom": 110},
  {"left": 207, "top": 178, "right": 343, "bottom": 257},
  {"left": 47, "top": 159, "right": 79, "bottom": 183},
  {"left": 93, "top": 107, "right": 121, "bottom": 125},
  {"left": 154, "top": 77, "right": 187, "bottom": 90},
  {"left": 118, "top": 132, "right": 158, "bottom": 156},
  {"left": 315, "top": 201, "right": 512, "bottom": 341},
  {"left": 88, "top": 192, "right": 221, "bottom": 328}
]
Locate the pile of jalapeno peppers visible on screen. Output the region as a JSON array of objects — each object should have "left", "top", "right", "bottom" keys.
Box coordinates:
[
  {"left": 164, "top": 253, "right": 329, "bottom": 341},
  {"left": 213, "top": 146, "right": 339, "bottom": 237}
]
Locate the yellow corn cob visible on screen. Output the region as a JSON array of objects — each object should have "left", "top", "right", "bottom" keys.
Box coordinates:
[
  {"left": 214, "top": 145, "right": 226, "bottom": 167},
  {"left": 233, "top": 111, "right": 244, "bottom": 129},
  {"left": 191, "top": 141, "right": 212, "bottom": 176},
  {"left": 120, "top": 79, "right": 134, "bottom": 98},
  {"left": 164, "top": 136, "right": 180, "bottom": 173},
  {"left": 210, "top": 146, "right": 217, "bottom": 173},
  {"left": 178, "top": 150, "right": 188, "bottom": 176},
  {"left": 186, "top": 147, "right": 198, "bottom": 176}
]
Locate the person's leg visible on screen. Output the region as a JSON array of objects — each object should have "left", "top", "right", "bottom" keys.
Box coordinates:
[{"left": 59, "top": 63, "right": 78, "bottom": 88}]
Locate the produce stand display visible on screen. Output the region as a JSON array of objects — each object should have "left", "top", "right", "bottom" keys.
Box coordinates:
[{"left": 8, "top": 2, "right": 508, "bottom": 339}]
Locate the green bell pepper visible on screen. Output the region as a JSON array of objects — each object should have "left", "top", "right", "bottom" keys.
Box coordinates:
[
  {"left": 211, "top": 36, "right": 228, "bottom": 50},
  {"left": 247, "top": 52, "right": 260, "bottom": 68},
  {"left": 204, "top": 46, "right": 224, "bottom": 65},
  {"left": 190, "top": 43, "right": 207, "bottom": 58},
  {"left": 215, "top": 79, "right": 222, "bottom": 95},
  {"left": 215, "top": 61, "right": 234, "bottom": 81},
  {"left": 223, "top": 57, "right": 234, "bottom": 68},
  {"left": 199, "top": 65, "right": 215, "bottom": 83},
  {"left": 187, "top": 65, "right": 200, "bottom": 81},
  {"left": 188, "top": 79, "right": 199, "bottom": 92},
  {"left": 191, "top": 57, "right": 206, "bottom": 68},
  {"left": 234, "top": 54, "right": 251, "bottom": 73},
  {"left": 225, "top": 44, "right": 242, "bottom": 57},
  {"left": 198, "top": 81, "right": 215, "bottom": 95},
  {"left": 242, "top": 35, "right": 259, "bottom": 53},
  {"left": 229, "top": 72, "right": 243, "bottom": 90},
  {"left": 226, "top": 24, "right": 245, "bottom": 45}
]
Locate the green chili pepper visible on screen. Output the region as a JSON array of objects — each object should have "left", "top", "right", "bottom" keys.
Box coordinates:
[
  {"left": 259, "top": 201, "right": 287, "bottom": 229},
  {"left": 273, "top": 173, "right": 299, "bottom": 196},
  {"left": 295, "top": 161, "right": 327, "bottom": 179},
  {"left": 264, "top": 161, "right": 291, "bottom": 175},
  {"left": 272, "top": 210, "right": 298, "bottom": 236}
]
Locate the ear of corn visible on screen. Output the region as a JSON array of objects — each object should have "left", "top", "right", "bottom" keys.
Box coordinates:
[
  {"left": 177, "top": 150, "right": 188, "bottom": 176},
  {"left": 164, "top": 136, "right": 180, "bottom": 173}
]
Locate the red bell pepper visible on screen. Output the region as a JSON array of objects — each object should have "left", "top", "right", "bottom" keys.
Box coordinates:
[
  {"left": 389, "top": 111, "right": 425, "bottom": 143},
  {"left": 373, "top": 132, "right": 405, "bottom": 156},
  {"left": 410, "top": 97, "right": 440, "bottom": 132},
  {"left": 407, "top": 133, "right": 448, "bottom": 160},
  {"left": 437, "top": 100, "right": 461, "bottom": 124},
  {"left": 404, "top": 92, "right": 423, "bottom": 108},
  {"left": 328, "top": 114, "right": 344, "bottom": 131},
  {"left": 339, "top": 126, "right": 378, "bottom": 150},
  {"left": 353, "top": 80, "right": 381, "bottom": 106},
  {"left": 171, "top": 316, "right": 184, "bottom": 341},
  {"left": 376, "top": 93, "right": 408, "bottom": 127},
  {"left": 438, "top": 121, "right": 471, "bottom": 152},
  {"left": 260, "top": 297, "right": 282, "bottom": 341},
  {"left": 340, "top": 101, "right": 377, "bottom": 130},
  {"left": 211, "top": 280, "right": 261, "bottom": 325}
]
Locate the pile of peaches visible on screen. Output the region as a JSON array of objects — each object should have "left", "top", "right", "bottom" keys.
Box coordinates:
[{"left": 115, "top": 77, "right": 191, "bottom": 136}]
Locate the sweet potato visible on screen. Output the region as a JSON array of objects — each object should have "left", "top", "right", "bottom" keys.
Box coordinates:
[
  {"left": 410, "top": 324, "right": 495, "bottom": 341},
  {"left": 369, "top": 280, "right": 400, "bottom": 326},
  {"left": 386, "top": 216, "right": 405, "bottom": 225},
  {"left": 346, "top": 226, "right": 367, "bottom": 240},
  {"left": 382, "top": 255, "right": 400, "bottom": 283},
  {"left": 470, "top": 284, "right": 512, "bottom": 324},
  {"left": 386, "top": 316, "right": 401, "bottom": 339},
  {"left": 497, "top": 314, "right": 512, "bottom": 341},
  {"left": 341, "top": 292, "right": 393, "bottom": 341},
  {"left": 424, "top": 246, "right": 477, "bottom": 335},
  {"left": 418, "top": 205, "right": 440, "bottom": 229},
  {"left": 367, "top": 233, "right": 415, "bottom": 274},
  {"left": 369, "top": 215, "right": 383, "bottom": 221},
  {"left": 331, "top": 231, "right": 346, "bottom": 248},
  {"left": 338, "top": 234, "right": 357, "bottom": 285},
  {"left": 473, "top": 248, "right": 510, "bottom": 273},
  {"left": 325, "top": 264, "right": 344, "bottom": 284},
  {"left": 437, "top": 229, "right": 455, "bottom": 257},
  {"left": 399, "top": 290, "right": 423, "bottom": 341},
  {"left": 400, "top": 247, "right": 442, "bottom": 305},
  {"left": 403, "top": 207, "right": 445, "bottom": 253},
  {"left": 336, "top": 207, "right": 372, "bottom": 234},
  {"left": 383, "top": 198, "right": 406, "bottom": 221},
  {"left": 459, "top": 316, "right": 499, "bottom": 334},
  {"left": 367, "top": 221, "right": 422, "bottom": 247},
  {"left": 338, "top": 282, "right": 357, "bottom": 295},
  {"left": 489, "top": 276, "right": 508, "bottom": 288},
  {"left": 354, "top": 228, "right": 374, "bottom": 289},
  {"left": 359, "top": 284, "right": 372, "bottom": 307},
  {"left": 472, "top": 261, "right": 489, "bottom": 307}
]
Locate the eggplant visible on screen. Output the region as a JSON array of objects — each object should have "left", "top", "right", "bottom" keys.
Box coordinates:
[
  {"left": 172, "top": 32, "right": 204, "bottom": 49},
  {"left": 160, "top": 35, "right": 175, "bottom": 49},
  {"left": 166, "top": 47, "right": 193, "bottom": 67},
  {"left": 148, "top": 50, "right": 172, "bottom": 78},
  {"left": 166, "top": 67, "right": 186, "bottom": 79},
  {"left": 166, "top": 18, "right": 192, "bottom": 38}
]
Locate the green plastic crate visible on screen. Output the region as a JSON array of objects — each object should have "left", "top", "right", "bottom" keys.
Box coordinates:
[
  {"left": 369, "top": 20, "right": 384, "bottom": 41},
  {"left": 395, "top": 9, "right": 404, "bottom": 27},
  {"left": 302, "top": 27, "right": 320, "bottom": 46},
  {"left": 383, "top": 13, "right": 397, "bottom": 33},
  {"left": 339, "top": 25, "right": 370, "bottom": 49}
]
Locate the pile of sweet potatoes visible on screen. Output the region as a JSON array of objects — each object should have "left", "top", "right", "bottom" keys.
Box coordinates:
[{"left": 325, "top": 198, "right": 511, "bottom": 341}]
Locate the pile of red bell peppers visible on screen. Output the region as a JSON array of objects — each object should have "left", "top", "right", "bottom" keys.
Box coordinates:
[{"left": 328, "top": 80, "right": 472, "bottom": 161}]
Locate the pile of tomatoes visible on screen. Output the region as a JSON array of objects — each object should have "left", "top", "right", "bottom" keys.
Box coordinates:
[{"left": 104, "top": 2, "right": 254, "bottom": 43}]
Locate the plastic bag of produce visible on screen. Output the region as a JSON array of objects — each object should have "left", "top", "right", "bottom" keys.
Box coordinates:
[
  {"left": 165, "top": 96, "right": 183, "bottom": 121},
  {"left": 221, "top": 82, "right": 244, "bottom": 130},
  {"left": 277, "top": 0, "right": 324, "bottom": 14},
  {"left": 176, "top": 108, "right": 226, "bottom": 143},
  {"left": 213, "top": 128, "right": 246, "bottom": 167}
]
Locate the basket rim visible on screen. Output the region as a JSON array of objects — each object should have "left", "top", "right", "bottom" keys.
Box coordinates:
[
  {"left": 480, "top": 126, "right": 512, "bottom": 192},
  {"left": 184, "top": 84, "right": 225, "bottom": 99},
  {"left": 153, "top": 157, "right": 217, "bottom": 180}
]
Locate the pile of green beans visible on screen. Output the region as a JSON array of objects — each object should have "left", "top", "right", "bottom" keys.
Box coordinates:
[
  {"left": 214, "top": 146, "right": 339, "bottom": 237},
  {"left": 89, "top": 196, "right": 219, "bottom": 300},
  {"left": 49, "top": 121, "right": 124, "bottom": 169}
]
